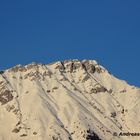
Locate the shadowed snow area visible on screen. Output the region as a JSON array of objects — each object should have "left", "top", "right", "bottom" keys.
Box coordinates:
[{"left": 0, "top": 59, "right": 140, "bottom": 140}]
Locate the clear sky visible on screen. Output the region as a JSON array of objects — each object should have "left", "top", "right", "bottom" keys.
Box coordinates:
[{"left": 0, "top": 0, "right": 140, "bottom": 87}]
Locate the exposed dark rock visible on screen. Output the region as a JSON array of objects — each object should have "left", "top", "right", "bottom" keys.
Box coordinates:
[
  {"left": 120, "top": 89, "right": 126, "bottom": 93},
  {"left": 86, "top": 129, "right": 101, "bottom": 140},
  {"left": 6, "top": 105, "right": 15, "bottom": 112},
  {"left": 0, "top": 81, "right": 4, "bottom": 85},
  {"left": 70, "top": 62, "right": 77, "bottom": 73},
  {"left": 12, "top": 128, "right": 21, "bottom": 133},
  {"left": 25, "top": 91, "right": 29, "bottom": 94},
  {"left": 52, "top": 136, "right": 59, "bottom": 140},
  {"left": 90, "top": 86, "right": 107, "bottom": 94},
  {"left": 111, "top": 112, "right": 117, "bottom": 118},
  {"left": 53, "top": 87, "right": 58, "bottom": 90},
  {"left": 20, "top": 134, "right": 27, "bottom": 137},
  {"left": 108, "top": 89, "right": 113, "bottom": 94},
  {"left": 26, "top": 63, "right": 39, "bottom": 70},
  {"left": 82, "top": 61, "right": 96, "bottom": 73},
  {"left": 0, "top": 90, "right": 13, "bottom": 105},
  {"left": 72, "top": 62, "right": 82, "bottom": 70},
  {"left": 33, "top": 132, "right": 37, "bottom": 135},
  {"left": 95, "top": 66, "right": 103, "bottom": 73},
  {"left": 82, "top": 75, "right": 90, "bottom": 82},
  {"left": 19, "top": 67, "right": 27, "bottom": 72},
  {"left": 61, "top": 60, "right": 82, "bottom": 73},
  {"left": 69, "top": 136, "right": 72, "bottom": 140},
  {"left": 10, "top": 65, "right": 22, "bottom": 73},
  {"left": 16, "top": 121, "right": 21, "bottom": 126},
  {"left": 121, "top": 109, "right": 125, "bottom": 114},
  {"left": 9, "top": 65, "right": 27, "bottom": 73},
  {"left": 13, "top": 108, "right": 19, "bottom": 115},
  {"left": 57, "top": 62, "right": 65, "bottom": 72},
  {"left": 0, "top": 70, "right": 4, "bottom": 74},
  {"left": 46, "top": 71, "right": 53, "bottom": 78}
]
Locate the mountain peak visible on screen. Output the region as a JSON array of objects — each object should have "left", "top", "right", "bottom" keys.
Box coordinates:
[
  {"left": 0, "top": 59, "right": 139, "bottom": 140},
  {"left": 48, "top": 59, "right": 106, "bottom": 74},
  {"left": 4, "top": 59, "right": 106, "bottom": 75}
]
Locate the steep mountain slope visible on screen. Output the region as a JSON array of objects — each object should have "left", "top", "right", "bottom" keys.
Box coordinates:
[{"left": 0, "top": 60, "right": 140, "bottom": 140}]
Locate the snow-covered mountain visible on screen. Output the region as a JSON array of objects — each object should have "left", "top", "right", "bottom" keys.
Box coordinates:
[{"left": 0, "top": 59, "right": 140, "bottom": 140}]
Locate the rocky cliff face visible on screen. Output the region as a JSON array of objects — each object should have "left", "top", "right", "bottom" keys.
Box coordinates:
[{"left": 0, "top": 60, "right": 140, "bottom": 140}]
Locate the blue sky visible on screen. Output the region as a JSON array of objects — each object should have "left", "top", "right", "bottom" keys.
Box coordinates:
[{"left": 0, "top": 0, "right": 140, "bottom": 86}]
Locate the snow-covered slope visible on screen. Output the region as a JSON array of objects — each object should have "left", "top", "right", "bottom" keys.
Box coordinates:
[{"left": 0, "top": 59, "right": 140, "bottom": 140}]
